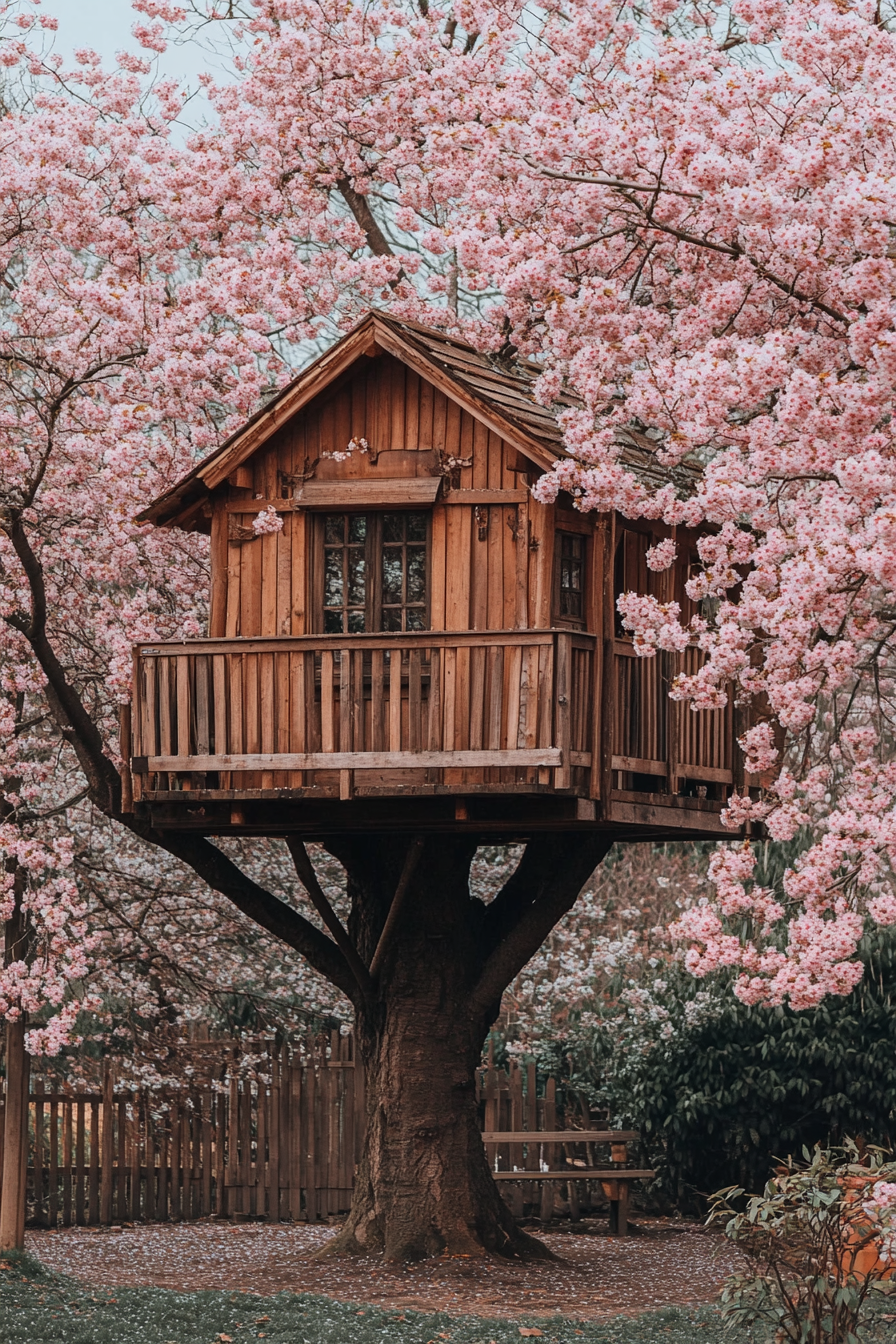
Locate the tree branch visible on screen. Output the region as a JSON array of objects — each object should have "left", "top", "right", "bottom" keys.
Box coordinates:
[
  {"left": 286, "top": 837, "right": 374, "bottom": 998},
  {"left": 470, "top": 834, "right": 613, "bottom": 1019},
  {"left": 152, "top": 831, "right": 358, "bottom": 999},
  {"left": 525, "top": 160, "right": 703, "bottom": 200},
  {"left": 336, "top": 177, "right": 408, "bottom": 287},
  {"left": 369, "top": 836, "right": 424, "bottom": 980},
  {"left": 2, "top": 513, "right": 120, "bottom": 807}
]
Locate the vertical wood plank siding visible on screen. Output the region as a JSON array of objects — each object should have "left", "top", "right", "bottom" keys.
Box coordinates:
[{"left": 209, "top": 354, "right": 551, "bottom": 643}]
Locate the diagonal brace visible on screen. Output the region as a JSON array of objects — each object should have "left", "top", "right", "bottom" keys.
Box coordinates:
[
  {"left": 286, "top": 838, "right": 375, "bottom": 999},
  {"left": 369, "top": 837, "right": 425, "bottom": 981}
]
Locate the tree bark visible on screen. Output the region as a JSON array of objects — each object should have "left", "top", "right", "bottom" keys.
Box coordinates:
[
  {"left": 316, "top": 833, "right": 611, "bottom": 1261},
  {"left": 328, "top": 959, "right": 545, "bottom": 1261}
]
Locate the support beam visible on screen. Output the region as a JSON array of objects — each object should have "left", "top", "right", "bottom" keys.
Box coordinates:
[
  {"left": 286, "top": 839, "right": 375, "bottom": 999},
  {"left": 369, "top": 838, "right": 425, "bottom": 980}
]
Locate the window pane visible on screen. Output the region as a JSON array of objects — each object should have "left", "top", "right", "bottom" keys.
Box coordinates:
[
  {"left": 347, "top": 609, "right": 366, "bottom": 633},
  {"left": 407, "top": 547, "right": 426, "bottom": 602},
  {"left": 325, "top": 514, "right": 344, "bottom": 545},
  {"left": 348, "top": 514, "right": 367, "bottom": 544},
  {"left": 406, "top": 512, "right": 427, "bottom": 542},
  {"left": 381, "top": 607, "right": 402, "bottom": 632},
  {"left": 382, "top": 552, "right": 403, "bottom": 604},
  {"left": 383, "top": 513, "right": 404, "bottom": 544},
  {"left": 347, "top": 548, "right": 366, "bottom": 605},
  {"left": 324, "top": 550, "right": 344, "bottom": 606},
  {"left": 324, "top": 609, "right": 343, "bottom": 634},
  {"left": 557, "top": 531, "right": 584, "bottom": 620},
  {"left": 406, "top": 607, "right": 426, "bottom": 631}
]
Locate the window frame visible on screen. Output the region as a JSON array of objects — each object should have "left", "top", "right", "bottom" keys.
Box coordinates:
[
  {"left": 553, "top": 526, "right": 589, "bottom": 629},
  {"left": 312, "top": 508, "right": 432, "bottom": 635}
]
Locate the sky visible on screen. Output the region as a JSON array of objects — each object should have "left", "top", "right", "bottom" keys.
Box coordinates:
[{"left": 51, "top": 0, "right": 232, "bottom": 118}]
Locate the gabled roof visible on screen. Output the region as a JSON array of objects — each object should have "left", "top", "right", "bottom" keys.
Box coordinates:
[
  {"left": 139, "top": 312, "right": 561, "bottom": 529},
  {"left": 138, "top": 310, "right": 697, "bottom": 530}
]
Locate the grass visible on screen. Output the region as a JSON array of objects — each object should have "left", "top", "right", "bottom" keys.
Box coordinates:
[{"left": 1, "top": 1249, "right": 894, "bottom": 1344}]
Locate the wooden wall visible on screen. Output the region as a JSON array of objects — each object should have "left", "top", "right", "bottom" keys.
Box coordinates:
[{"left": 207, "top": 353, "right": 587, "bottom": 639}]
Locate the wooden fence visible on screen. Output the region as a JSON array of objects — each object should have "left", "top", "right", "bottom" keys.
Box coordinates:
[{"left": 0, "top": 1036, "right": 598, "bottom": 1228}]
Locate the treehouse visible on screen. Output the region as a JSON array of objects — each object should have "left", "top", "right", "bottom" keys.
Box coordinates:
[{"left": 125, "top": 312, "right": 750, "bottom": 840}]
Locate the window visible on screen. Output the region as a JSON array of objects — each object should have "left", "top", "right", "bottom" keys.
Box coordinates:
[
  {"left": 323, "top": 513, "right": 368, "bottom": 633},
  {"left": 381, "top": 511, "right": 428, "bottom": 631},
  {"left": 555, "top": 531, "right": 585, "bottom": 623},
  {"left": 319, "top": 511, "right": 430, "bottom": 633}
]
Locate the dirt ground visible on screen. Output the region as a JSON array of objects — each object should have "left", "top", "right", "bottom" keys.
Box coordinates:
[{"left": 26, "top": 1217, "right": 744, "bottom": 1320}]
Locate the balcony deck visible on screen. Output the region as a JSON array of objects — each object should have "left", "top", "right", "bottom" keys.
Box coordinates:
[{"left": 127, "top": 630, "right": 743, "bottom": 839}]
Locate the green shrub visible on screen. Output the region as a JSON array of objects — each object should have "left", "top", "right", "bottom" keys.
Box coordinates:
[
  {"left": 531, "top": 929, "right": 896, "bottom": 1209},
  {"left": 710, "top": 1143, "right": 896, "bottom": 1344}
]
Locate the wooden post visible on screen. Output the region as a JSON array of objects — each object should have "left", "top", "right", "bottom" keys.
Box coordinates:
[
  {"left": 0, "top": 876, "right": 30, "bottom": 1250},
  {"left": 0, "top": 1018, "right": 29, "bottom": 1249},
  {"left": 119, "top": 703, "right": 134, "bottom": 812},
  {"left": 554, "top": 632, "right": 572, "bottom": 789},
  {"left": 100, "top": 1064, "right": 114, "bottom": 1225},
  {"left": 33, "top": 1079, "right": 44, "bottom": 1227}
]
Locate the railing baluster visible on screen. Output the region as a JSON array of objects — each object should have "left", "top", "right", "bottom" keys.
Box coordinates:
[
  {"left": 321, "top": 650, "right": 335, "bottom": 753},
  {"left": 176, "top": 657, "right": 191, "bottom": 762},
  {"left": 469, "top": 646, "right": 485, "bottom": 750},
  {"left": 339, "top": 650, "right": 352, "bottom": 752},
  {"left": 486, "top": 645, "right": 503, "bottom": 751},
  {"left": 260, "top": 651, "right": 275, "bottom": 789},
  {"left": 352, "top": 649, "right": 364, "bottom": 749},
  {"left": 389, "top": 649, "right": 402, "bottom": 751},
  {"left": 554, "top": 633, "right": 571, "bottom": 789},
  {"left": 229, "top": 654, "right": 243, "bottom": 791},
  {"left": 289, "top": 651, "right": 305, "bottom": 789},
  {"left": 275, "top": 649, "right": 290, "bottom": 788},
  {"left": 195, "top": 656, "right": 210, "bottom": 793},
  {"left": 339, "top": 649, "right": 353, "bottom": 800},
  {"left": 427, "top": 648, "right": 441, "bottom": 752},
  {"left": 370, "top": 649, "right": 384, "bottom": 752},
  {"left": 408, "top": 650, "right": 422, "bottom": 753},
  {"left": 443, "top": 646, "right": 456, "bottom": 752},
  {"left": 505, "top": 645, "right": 522, "bottom": 756}
]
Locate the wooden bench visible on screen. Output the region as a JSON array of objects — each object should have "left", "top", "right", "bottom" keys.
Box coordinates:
[{"left": 482, "top": 1130, "right": 654, "bottom": 1236}]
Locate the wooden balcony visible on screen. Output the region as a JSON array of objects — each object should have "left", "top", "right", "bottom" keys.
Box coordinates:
[{"left": 127, "top": 631, "right": 743, "bottom": 839}]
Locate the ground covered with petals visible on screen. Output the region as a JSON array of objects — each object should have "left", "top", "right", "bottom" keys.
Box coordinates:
[
  {"left": 26, "top": 1218, "right": 739, "bottom": 1320},
  {"left": 1, "top": 1241, "right": 748, "bottom": 1344},
  {"left": 10, "top": 1227, "right": 896, "bottom": 1343}
]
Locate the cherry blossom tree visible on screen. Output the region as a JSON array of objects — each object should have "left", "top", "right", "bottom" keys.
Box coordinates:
[
  {"left": 0, "top": 4, "right": 612, "bottom": 1261},
  {"left": 4, "top": 0, "right": 896, "bottom": 1258},
  {"left": 161, "top": 0, "right": 896, "bottom": 1012}
]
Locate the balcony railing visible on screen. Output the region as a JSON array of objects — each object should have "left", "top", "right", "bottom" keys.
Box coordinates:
[
  {"left": 127, "top": 630, "right": 740, "bottom": 817},
  {"left": 130, "top": 630, "right": 596, "bottom": 801},
  {"left": 609, "top": 640, "right": 737, "bottom": 799}
]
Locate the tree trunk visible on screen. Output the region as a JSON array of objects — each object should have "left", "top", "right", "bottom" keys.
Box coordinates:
[
  {"left": 316, "top": 834, "right": 609, "bottom": 1262},
  {"left": 326, "top": 978, "right": 546, "bottom": 1262}
]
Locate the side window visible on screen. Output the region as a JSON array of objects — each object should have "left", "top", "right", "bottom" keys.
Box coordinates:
[
  {"left": 318, "top": 511, "right": 430, "bottom": 633},
  {"left": 555, "top": 530, "right": 586, "bottom": 625}
]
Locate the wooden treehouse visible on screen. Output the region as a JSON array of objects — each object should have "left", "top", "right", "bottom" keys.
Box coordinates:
[{"left": 126, "top": 312, "right": 749, "bottom": 840}]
